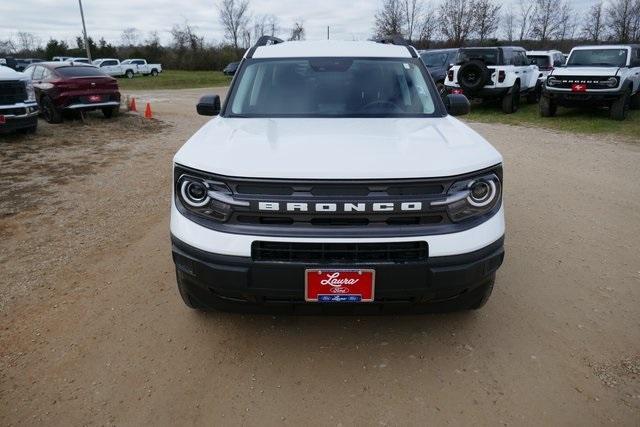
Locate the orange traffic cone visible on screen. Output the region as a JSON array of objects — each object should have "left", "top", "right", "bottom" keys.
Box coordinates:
[
  {"left": 144, "top": 102, "right": 153, "bottom": 119},
  {"left": 129, "top": 97, "right": 137, "bottom": 112}
]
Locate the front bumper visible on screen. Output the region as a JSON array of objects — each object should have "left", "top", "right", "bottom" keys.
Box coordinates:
[
  {"left": 0, "top": 103, "right": 38, "bottom": 134},
  {"left": 172, "top": 234, "right": 504, "bottom": 313},
  {"left": 543, "top": 88, "right": 625, "bottom": 105}
]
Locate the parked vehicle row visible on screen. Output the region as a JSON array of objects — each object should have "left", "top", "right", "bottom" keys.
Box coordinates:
[{"left": 422, "top": 43, "right": 640, "bottom": 120}]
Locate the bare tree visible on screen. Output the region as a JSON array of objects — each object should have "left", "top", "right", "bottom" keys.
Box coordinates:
[
  {"left": 503, "top": 6, "right": 516, "bottom": 42},
  {"left": 15, "top": 32, "right": 40, "bottom": 53},
  {"left": 403, "top": 0, "right": 424, "bottom": 42},
  {"left": 0, "top": 38, "right": 17, "bottom": 55},
  {"left": 473, "top": 0, "right": 501, "bottom": 43},
  {"left": 417, "top": 5, "right": 438, "bottom": 46},
  {"left": 120, "top": 27, "right": 140, "bottom": 47},
  {"left": 516, "top": 0, "right": 534, "bottom": 41},
  {"left": 218, "top": 0, "right": 250, "bottom": 50},
  {"left": 288, "top": 21, "right": 305, "bottom": 41},
  {"left": 606, "top": 0, "right": 637, "bottom": 42},
  {"left": 253, "top": 14, "right": 280, "bottom": 39},
  {"left": 170, "top": 22, "right": 204, "bottom": 51},
  {"left": 557, "top": 3, "right": 576, "bottom": 42},
  {"left": 530, "top": 0, "right": 563, "bottom": 43},
  {"left": 374, "top": 0, "right": 406, "bottom": 37},
  {"left": 437, "top": 0, "right": 475, "bottom": 45},
  {"left": 582, "top": 1, "right": 606, "bottom": 42}
]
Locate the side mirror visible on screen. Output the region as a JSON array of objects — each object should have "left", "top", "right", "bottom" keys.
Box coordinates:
[
  {"left": 196, "top": 94, "right": 221, "bottom": 116},
  {"left": 444, "top": 94, "right": 470, "bottom": 116}
]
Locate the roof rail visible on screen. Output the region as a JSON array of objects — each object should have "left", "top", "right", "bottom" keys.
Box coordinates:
[
  {"left": 374, "top": 35, "right": 418, "bottom": 58},
  {"left": 246, "top": 36, "right": 285, "bottom": 58}
]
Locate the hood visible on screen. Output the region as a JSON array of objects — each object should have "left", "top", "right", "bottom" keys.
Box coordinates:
[
  {"left": 174, "top": 117, "right": 502, "bottom": 180},
  {"left": 551, "top": 66, "right": 621, "bottom": 76},
  {"left": 0, "top": 65, "right": 28, "bottom": 81}
]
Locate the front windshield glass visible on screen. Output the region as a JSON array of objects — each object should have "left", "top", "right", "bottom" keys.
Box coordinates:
[
  {"left": 420, "top": 52, "right": 448, "bottom": 67},
  {"left": 228, "top": 58, "right": 437, "bottom": 117},
  {"left": 567, "top": 49, "right": 628, "bottom": 67}
]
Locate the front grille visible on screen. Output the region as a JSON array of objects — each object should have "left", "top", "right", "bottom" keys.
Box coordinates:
[
  {"left": 252, "top": 241, "right": 428, "bottom": 263},
  {"left": 552, "top": 76, "right": 616, "bottom": 90},
  {"left": 0, "top": 81, "right": 26, "bottom": 106}
]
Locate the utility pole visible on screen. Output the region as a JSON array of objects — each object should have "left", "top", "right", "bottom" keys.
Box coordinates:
[
  {"left": 78, "top": 0, "right": 92, "bottom": 61},
  {"left": 327, "top": 26, "right": 330, "bottom": 40}
]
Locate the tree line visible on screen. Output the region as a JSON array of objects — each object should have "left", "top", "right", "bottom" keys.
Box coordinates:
[{"left": 1, "top": 0, "right": 639, "bottom": 71}]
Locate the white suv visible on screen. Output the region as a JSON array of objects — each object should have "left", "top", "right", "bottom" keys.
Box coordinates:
[
  {"left": 526, "top": 50, "right": 565, "bottom": 81},
  {"left": 445, "top": 46, "right": 540, "bottom": 113},
  {"left": 541, "top": 45, "right": 640, "bottom": 120},
  {"left": 171, "top": 37, "right": 505, "bottom": 314}
]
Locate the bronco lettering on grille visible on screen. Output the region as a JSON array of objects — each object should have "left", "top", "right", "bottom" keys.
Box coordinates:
[{"left": 257, "top": 202, "right": 424, "bottom": 213}]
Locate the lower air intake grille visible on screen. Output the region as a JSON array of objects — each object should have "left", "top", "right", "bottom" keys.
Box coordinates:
[{"left": 252, "top": 241, "right": 428, "bottom": 263}]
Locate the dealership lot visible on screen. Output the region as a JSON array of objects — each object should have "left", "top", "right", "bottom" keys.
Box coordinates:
[{"left": 1, "top": 88, "right": 639, "bottom": 425}]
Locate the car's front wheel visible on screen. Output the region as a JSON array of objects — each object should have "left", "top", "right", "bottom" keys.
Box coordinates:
[
  {"left": 539, "top": 95, "right": 557, "bottom": 117},
  {"left": 125, "top": 70, "right": 134, "bottom": 79},
  {"left": 151, "top": 69, "right": 159, "bottom": 77},
  {"left": 41, "top": 96, "right": 62, "bottom": 124},
  {"left": 610, "top": 89, "right": 630, "bottom": 121}
]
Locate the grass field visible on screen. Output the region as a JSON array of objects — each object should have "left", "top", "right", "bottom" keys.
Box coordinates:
[
  {"left": 118, "top": 70, "right": 232, "bottom": 90},
  {"left": 466, "top": 101, "right": 640, "bottom": 139}
]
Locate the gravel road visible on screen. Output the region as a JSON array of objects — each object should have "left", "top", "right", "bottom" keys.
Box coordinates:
[{"left": 1, "top": 88, "right": 639, "bottom": 426}]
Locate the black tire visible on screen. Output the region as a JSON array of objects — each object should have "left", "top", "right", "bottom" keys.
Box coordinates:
[
  {"left": 629, "top": 90, "right": 640, "bottom": 110},
  {"left": 501, "top": 82, "right": 520, "bottom": 114},
  {"left": 457, "top": 60, "right": 490, "bottom": 93},
  {"left": 125, "top": 70, "right": 134, "bottom": 79},
  {"left": 102, "top": 106, "right": 119, "bottom": 119},
  {"left": 151, "top": 69, "right": 159, "bottom": 77},
  {"left": 527, "top": 83, "right": 541, "bottom": 104},
  {"left": 539, "top": 95, "right": 557, "bottom": 117},
  {"left": 41, "top": 96, "right": 62, "bottom": 124},
  {"left": 176, "top": 270, "right": 209, "bottom": 310},
  {"left": 610, "top": 89, "right": 630, "bottom": 121}
]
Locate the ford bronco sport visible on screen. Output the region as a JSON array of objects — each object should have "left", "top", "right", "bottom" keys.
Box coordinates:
[
  {"left": 171, "top": 37, "right": 505, "bottom": 314},
  {"left": 541, "top": 45, "right": 640, "bottom": 120},
  {"left": 445, "top": 46, "right": 540, "bottom": 113}
]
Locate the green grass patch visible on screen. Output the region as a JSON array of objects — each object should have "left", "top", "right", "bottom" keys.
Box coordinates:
[
  {"left": 118, "top": 70, "right": 232, "bottom": 90},
  {"left": 465, "top": 101, "right": 640, "bottom": 139}
]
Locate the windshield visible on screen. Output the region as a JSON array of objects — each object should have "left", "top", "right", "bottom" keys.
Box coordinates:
[
  {"left": 420, "top": 52, "right": 448, "bottom": 67},
  {"left": 567, "top": 49, "right": 628, "bottom": 67},
  {"left": 456, "top": 49, "right": 500, "bottom": 66},
  {"left": 528, "top": 55, "right": 551, "bottom": 68},
  {"left": 227, "top": 58, "right": 438, "bottom": 117},
  {"left": 56, "top": 66, "right": 107, "bottom": 77}
]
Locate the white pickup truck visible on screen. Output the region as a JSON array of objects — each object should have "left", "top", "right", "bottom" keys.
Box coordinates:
[
  {"left": 92, "top": 58, "right": 137, "bottom": 78},
  {"left": 120, "top": 59, "right": 162, "bottom": 77}
]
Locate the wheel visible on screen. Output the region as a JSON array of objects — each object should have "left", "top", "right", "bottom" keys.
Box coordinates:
[
  {"left": 41, "top": 96, "right": 62, "bottom": 124},
  {"left": 629, "top": 90, "right": 640, "bottom": 110},
  {"left": 176, "top": 270, "right": 209, "bottom": 310},
  {"left": 467, "top": 275, "right": 495, "bottom": 310},
  {"left": 501, "top": 82, "right": 520, "bottom": 114},
  {"left": 151, "top": 69, "right": 159, "bottom": 77},
  {"left": 610, "top": 89, "right": 630, "bottom": 121},
  {"left": 125, "top": 70, "right": 134, "bottom": 79},
  {"left": 102, "top": 106, "right": 119, "bottom": 119},
  {"left": 539, "top": 95, "right": 557, "bottom": 117}
]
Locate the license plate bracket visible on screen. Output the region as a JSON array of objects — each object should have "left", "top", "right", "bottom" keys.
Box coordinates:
[{"left": 305, "top": 269, "right": 375, "bottom": 303}]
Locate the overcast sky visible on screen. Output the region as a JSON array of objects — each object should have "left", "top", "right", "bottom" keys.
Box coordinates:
[{"left": 0, "top": 0, "right": 600, "bottom": 47}]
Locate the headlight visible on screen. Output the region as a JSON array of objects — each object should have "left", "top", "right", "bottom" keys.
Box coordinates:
[
  {"left": 175, "top": 167, "right": 248, "bottom": 222},
  {"left": 434, "top": 172, "right": 502, "bottom": 222},
  {"left": 547, "top": 76, "right": 559, "bottom": 87},
  {"left": 604, "top": 77, "right": 618, "bottom": 88},
  {"left": 25, "top": 81, "right": 36, "bottom": 102}
]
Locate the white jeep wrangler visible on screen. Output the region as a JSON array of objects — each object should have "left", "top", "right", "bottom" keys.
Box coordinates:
[
  {"left": 445, "top": 46, "right": 540, "bottom": 113},
  {"left": 171, "top": 37, "right": 505, "bottom": 314},
  {"left": 541, "top": 45, "right": 640, "bottom": 120}
]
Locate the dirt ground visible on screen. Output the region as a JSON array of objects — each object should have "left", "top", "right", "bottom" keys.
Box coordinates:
[{"left": 1, "top": 88, "right": 639, "bottom": 426}]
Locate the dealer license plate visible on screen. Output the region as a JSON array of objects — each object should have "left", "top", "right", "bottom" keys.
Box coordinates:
[{"left": 305, "top": 269, "right": 375, "bottom": 303}]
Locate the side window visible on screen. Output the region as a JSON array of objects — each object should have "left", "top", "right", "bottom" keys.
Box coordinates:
[
  {"left": 502, "top": 49, "right": 513, "bottom": 66},
  {"left": 134, "top": 60, "right": 144, "bottom": 65},
  {"left": 42, "top": 68, "right": 54, "bottom": 80},
  {"left": 32, "top": 66, "right": 45, "bottom": 81},
  {"left": 516, "top": 52, "right": 528, "bottom": 66}
]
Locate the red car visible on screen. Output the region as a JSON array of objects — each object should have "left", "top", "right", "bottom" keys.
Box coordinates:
[{"left": 24, "top": 62, "right": 121, "bottom": 123}]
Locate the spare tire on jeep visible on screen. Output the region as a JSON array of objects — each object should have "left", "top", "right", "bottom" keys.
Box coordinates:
[{"left": 457, "top": 60, "right": 490, "bottom": 93}]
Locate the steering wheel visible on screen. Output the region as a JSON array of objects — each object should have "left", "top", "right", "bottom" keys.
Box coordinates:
[{"left": 360, "top": 100, "right": 403, "bottom": 113}]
